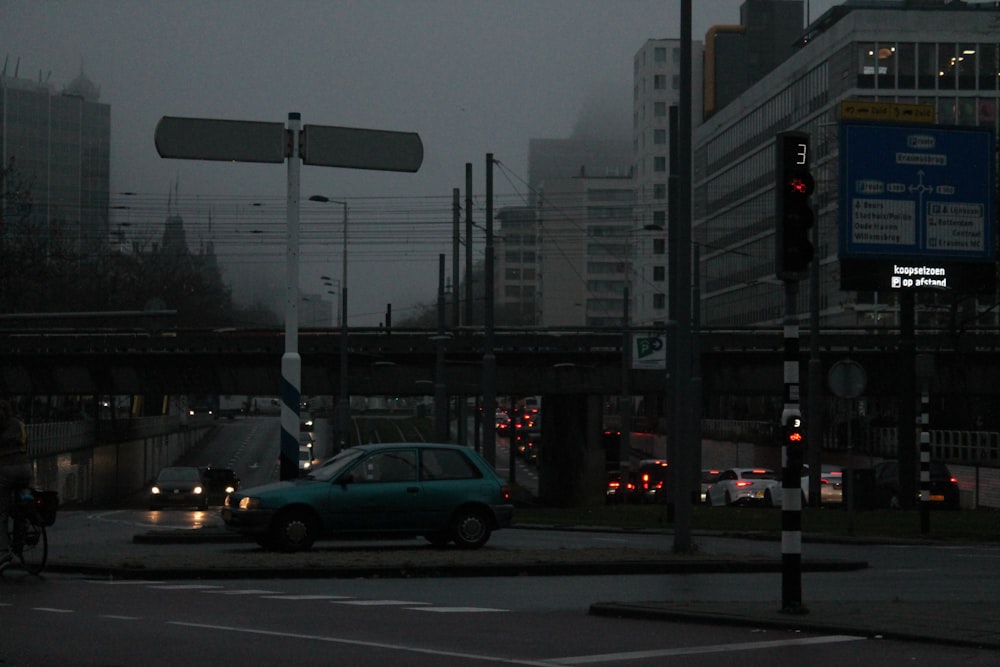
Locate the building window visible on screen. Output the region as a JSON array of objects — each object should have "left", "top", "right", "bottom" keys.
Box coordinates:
[
  {"left": 653, "top": 238, "right": 665, "bottom": 254},
  {"left": 938, "top": 43, "right": 957, "bottom": 90},
  {"left": 654, "top": 74, "right": 667, "bottom": 90},
  {"left": 654, "top": 129, "right": 666, "bottom": 144},
  {"left": 917, "top": 42, "right": 936, "bottom": 89},
  {"left": 655, "top": 47, "right": 667, "bottom": 63},
  {"left": 654, "top": 184, "right": 666, "bottom": 199},
  {"left": 654, "top": 156, "right": 667, "bottom": 172},
  {"left": 653, "top": 210, "right": 666, "bottom": 227},
  {"left": 653, "top": 266, "right": 665, "bottom": 282},
  {"left": 672, "top": 74, "right": 680, "bottom": 90},
  {"left": 654, "top": 102, "right": 667, "bottom": 117},
  {"left": 505, "top": 268, "right": 520, "bottom": 280},
  {"left": 652, "top": 293, "right": 666, "bottom": 309}
]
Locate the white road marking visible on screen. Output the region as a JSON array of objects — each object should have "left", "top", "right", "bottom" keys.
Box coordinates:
[
  {"left": 150, "top": 584, "right": 224, "bottom": 590},
  {"left": 32, "top": 607, "right": 75, "bottom": 614},
  {"left": 408, "top": 606, "right": 508, "bottom": 613},
  {"left": 331, "top": 599, "right": 430, "bottom": 606},
  {"left": 548, "top": 634, "right": 866, "bottom": 664},
  {"left": 100, "top": 614, "right": 142, "bottom": 620},
  {"left": 202, "top": 588, "right": 283, "bottom": 595},
  {"left": 168, "top": 621, "right": 553, "bottom": 665},
  {"left": 86, "top": 580, "right": 167, "bottom": 585},
  {"left": 262, "top": 594, "right": 352, "bottom": 600}
]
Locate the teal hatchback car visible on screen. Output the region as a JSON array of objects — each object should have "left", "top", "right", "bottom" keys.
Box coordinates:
[{"left": 222, "top": 443, "right": 513, "bottom": 551}]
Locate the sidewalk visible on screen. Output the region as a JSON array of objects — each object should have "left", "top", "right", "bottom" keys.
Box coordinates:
[{"left": 37, "top": 517, "right": 1000, "bottom": 651}]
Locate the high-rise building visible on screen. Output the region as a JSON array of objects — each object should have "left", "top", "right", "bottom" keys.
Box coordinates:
[
  {"left": 0, "top": 65, "right": 110, "bottom": 255},
  {"left": 536, "top": 174, "right": 637, "bottom": 327},
  {"left": 632, "top": 38, "right": 703, "bottom": 327},
  {"left": 694, "top": 1, "right": 1000, "bottom": 329}
]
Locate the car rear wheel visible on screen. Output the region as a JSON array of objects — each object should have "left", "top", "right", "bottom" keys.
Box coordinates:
[
  {"left": 450, "top": 507, "right": 491, "bottom": 549},
  {"left": 268, "top": 509, "right": 318, "bottom": 552}
]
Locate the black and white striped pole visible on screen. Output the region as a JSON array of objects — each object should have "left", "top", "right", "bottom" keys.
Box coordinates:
[
  {"left": 781, "top": 282, "right": 806, "bottom": 614},
  {"left": 917, "top": 353, "right": 935, "bottom": 534},
  {"left": 774, "top": 131, "right": 814, "bottom": 614}
]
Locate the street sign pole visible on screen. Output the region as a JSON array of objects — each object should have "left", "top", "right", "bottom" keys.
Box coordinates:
[
  {"left": 280, "top": 112, "right": 302, "bottom": 481},
  {"left": 154, "top": 113, "right": 422, "bottom": 481}
]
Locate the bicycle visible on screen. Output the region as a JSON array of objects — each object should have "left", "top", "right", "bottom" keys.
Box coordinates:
[{"left": 4, "top": 488, "right": 57, "bottom": 576}]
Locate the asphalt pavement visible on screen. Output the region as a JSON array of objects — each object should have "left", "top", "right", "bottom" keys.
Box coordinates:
[{"left": 20, "top": 511, "right": 1000, "bottom": 652}]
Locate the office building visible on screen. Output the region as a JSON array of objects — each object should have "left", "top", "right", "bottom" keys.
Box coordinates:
[
  {"left": 694, "top": 1, "right": 1000, "bottom": 328},
  {"left": 0, "top": 65, "right": 110, "bottom": 255}
]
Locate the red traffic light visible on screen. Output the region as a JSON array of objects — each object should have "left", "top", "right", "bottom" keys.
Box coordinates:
[
  {"left": 786, "top": 172, "right": 815, "bottom": 196},
  {"left": 788, "top": 430, "right": 804, "bottom": 443}
]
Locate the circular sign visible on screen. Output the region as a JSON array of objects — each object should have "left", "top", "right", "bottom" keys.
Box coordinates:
[{"left": 828, "top": 359, "right": 867, "bottom": 399}]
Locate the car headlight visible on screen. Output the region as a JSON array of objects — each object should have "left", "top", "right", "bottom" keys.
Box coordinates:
[
  {"left": 151, "top": 486, "right": 161, "bottom": 495},
  {"left": 225, "top": 485, "right": 235, "bottom": 494},
  {"left": 194, "top": 485, "right": 204, "bottom": 495},
  {"left": 238, "top": 497, "right": 261, "bottom": 510}
]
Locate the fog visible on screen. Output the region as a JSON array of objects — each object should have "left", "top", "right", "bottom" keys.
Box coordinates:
[{"left": 2, "top": 0, "right": 837, "bottom": 323}]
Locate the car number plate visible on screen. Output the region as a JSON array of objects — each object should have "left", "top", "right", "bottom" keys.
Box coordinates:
[{"left": 930, "top": 494, "right": 945, "bottom": 502}]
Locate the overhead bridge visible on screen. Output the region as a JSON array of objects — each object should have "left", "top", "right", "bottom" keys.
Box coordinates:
[{"left": 3, "top": 327, "right": 1000, "bottom": 410}]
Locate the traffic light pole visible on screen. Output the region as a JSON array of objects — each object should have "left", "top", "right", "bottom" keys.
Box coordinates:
[
  {"left": 774, "top": 131, "right": 814, "bottom": 615},
  {"left": 781, "top": 278, "right": 806, "bottom": 614}
]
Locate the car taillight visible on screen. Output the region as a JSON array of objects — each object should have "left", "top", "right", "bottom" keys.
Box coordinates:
[
  {"left": 500, "top": 484, "right": 511, "bottom": 501},
  {"left": 608, "top": 480, "right": 620, "bottom": 490},
  {"left": 735, "top": 481, "right": 752, "bottom": 488},
  {"left": 950, "top": 477, "right": 958, "bottom": 484}
]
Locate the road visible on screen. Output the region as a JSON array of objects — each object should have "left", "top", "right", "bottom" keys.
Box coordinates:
[
  {"left": 3, "top": 563, "right": 998, "bottom": 665},
  {"left": 4, "top": 419, "right": 996, "bottom": 664}
]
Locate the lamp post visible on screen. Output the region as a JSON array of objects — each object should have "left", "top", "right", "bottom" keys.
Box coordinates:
[{"left": 310, "top": 195, "right": 349, "bottom": 450}]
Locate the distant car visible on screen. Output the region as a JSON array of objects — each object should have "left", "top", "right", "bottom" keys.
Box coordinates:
[
  {"left": 605, "top": 470, "right": 635, "bottom": 504},
  {"left": 299, "top": 412, "right": 314, "bottom": 431},
  {"left": 495, "top": 412, "right": 511, "bottom": 433},
  {"left": 700, "top": 469, "right": 721, "bottom": 503},
  {"left": 150, "top": 466, "right": 207, "bottom": 510},
  {"left": 298, "top": 431, "right": 315, "bottom": 449},
  {"left": 298, "top": 446, "right": 316, "bottom": 473},
  {"left": 705, "top": 468, "right": 779, "bottom": 507},
  {"left": 770, "top": 465, "right": 843, "bottom": 507},
  {"left": 872, "top": 460, "right": 960, "bottom": 510},
  {"left": 222, "top": 442, "right": 514, "bottom": 551},
  {"left": 200, "top": 467, "right": 241, "bottom": 505},
  {"left": 633, "top": 459, "right": 669, "bottom": 503}
]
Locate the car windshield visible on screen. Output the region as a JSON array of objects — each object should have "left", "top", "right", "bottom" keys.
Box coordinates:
[
  {"left": 305, "top": 447, "right": 366, "bottom": 481},
  {"left": 158, "top": 467, "right": 200, "bottom": 482}
]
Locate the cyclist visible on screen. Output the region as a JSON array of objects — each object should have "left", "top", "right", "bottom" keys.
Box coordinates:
[{"left": 0, "top": 399, "right": 31, "bottom": 571}]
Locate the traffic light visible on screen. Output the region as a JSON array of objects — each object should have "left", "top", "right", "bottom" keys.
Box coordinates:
[
  {"left": 775, "top": 132, "right": 815, "bottom": 278},
  {"left": 785, "top": 415, "right": 805, "bottom": 446}
]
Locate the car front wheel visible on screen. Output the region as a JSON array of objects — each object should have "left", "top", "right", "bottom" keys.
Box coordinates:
[
  {"left": 450, "top": 507, "right": 491, "bottom": 549},
  {"left": 268, "top": 509, "right": 318, "bottom": 552}
]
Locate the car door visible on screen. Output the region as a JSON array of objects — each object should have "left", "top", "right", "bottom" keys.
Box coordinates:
[
  {"left": 412, "top": 447, "right": 486, "bottom": 531},
  {"left": 326, "top": 448, "right": 421, "bottom": 532}
]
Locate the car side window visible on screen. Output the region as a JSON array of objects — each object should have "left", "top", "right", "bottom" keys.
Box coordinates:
[
  {"left": 370, "top": 450, "right": 418, "bottom": 482},
  {"left": 420, "top": 449, "right": 481, "bottom": 481}
]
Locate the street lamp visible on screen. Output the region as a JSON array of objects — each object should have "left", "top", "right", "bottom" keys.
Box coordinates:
[{"left": 310, "top": 195, "right": 349, "bottom": 450}]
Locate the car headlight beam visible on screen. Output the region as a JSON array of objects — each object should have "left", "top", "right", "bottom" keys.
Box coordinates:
[{"left": 239, "top": 497, "right": 261, "bottom": 510}]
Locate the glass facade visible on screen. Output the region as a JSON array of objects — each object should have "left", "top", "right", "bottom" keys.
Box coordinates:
[{"left": 694, "top": 8, "right": 1000, "bottom": 328}]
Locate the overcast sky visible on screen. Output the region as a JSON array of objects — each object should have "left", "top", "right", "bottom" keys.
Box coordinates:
[{"left": 3, "top": 0, "right": 838, "bottom": 324}]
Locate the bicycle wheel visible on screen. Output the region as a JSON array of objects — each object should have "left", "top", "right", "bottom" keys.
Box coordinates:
[{"left": 13, "top": 518, "right": 47, "bottom": 575}]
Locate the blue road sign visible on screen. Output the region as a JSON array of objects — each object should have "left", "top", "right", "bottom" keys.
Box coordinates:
[{"left": 838, "top": 122, "right": 995, "bottom": 291}]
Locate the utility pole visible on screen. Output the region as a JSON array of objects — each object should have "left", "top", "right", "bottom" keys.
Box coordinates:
[{"left": 482, "top": 154, "right": 497, "bottom": 468}]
